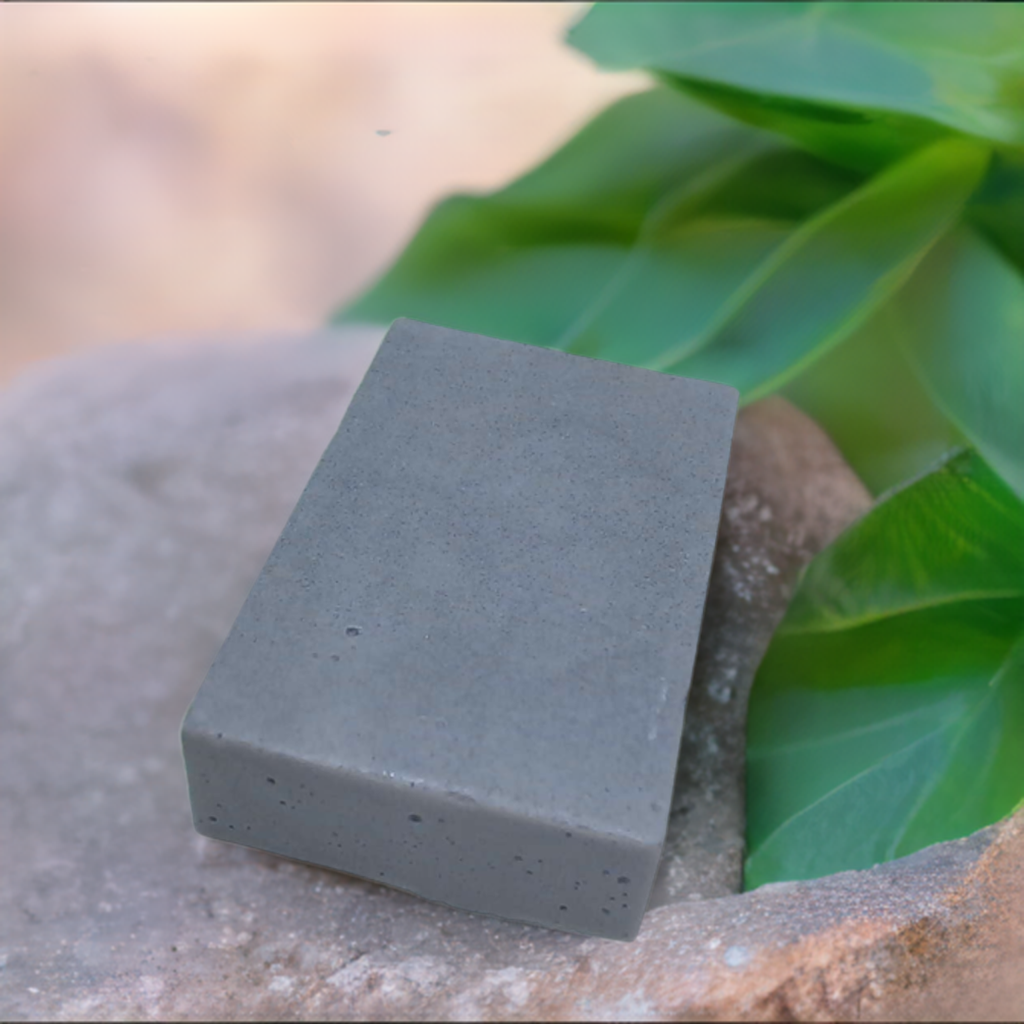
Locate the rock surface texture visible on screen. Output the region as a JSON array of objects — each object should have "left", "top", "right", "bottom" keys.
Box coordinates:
[{"left": 1, "top": 330, "right": 1021, "bottom": 1021}]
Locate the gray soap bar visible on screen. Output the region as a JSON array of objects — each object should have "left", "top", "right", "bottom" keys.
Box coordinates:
[{"left": 181, "top": 319, "right": 737, "bottom": 941}]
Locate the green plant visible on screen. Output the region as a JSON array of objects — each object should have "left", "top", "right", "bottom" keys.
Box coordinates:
[{"left": 332, "top": 3, "right": 1024, "bottom": 888}]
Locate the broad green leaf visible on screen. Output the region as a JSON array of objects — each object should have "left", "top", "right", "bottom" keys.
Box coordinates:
[
  {"left": 568, "top": 3, "right": 1024, "bottom": 171},
  {"left": 336, "top": 90, "right": 984, "bottom": 408},
  {"left": 334, "top": 87, "right": 783, "bottom": 342},
  {"left": 557, "top": 218, "right": 791, "bottom": 368},
  {"left": 653, "top": 78, "right": 952, "bottom": 177},
  {"left": 655, "top": 138, "right": 989, "bottom": 399},
  {"left": 894, "top": 227, "right": 1024, "bottom": 501},
  {"left": 745, "top": 449, "right": 1024, "bottom": 890},
  {"left": 334, "top": 89, "right": 876, "bottom": 364},
  {"left": 555, "top": 146, "right": 862, "bottom": 363},
  {"left": 783, "top": 309, "right": 965, "bottom": 495}
]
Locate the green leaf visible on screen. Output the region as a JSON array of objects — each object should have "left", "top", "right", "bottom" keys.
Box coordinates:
[
  {"left": 334, "top": 89, "right": 877, "bottom": 362},
  {"left": 555, "top": 145, "right": 861, "bottom": 364},
  {"left": 568, "top": 3, "right": 1024, "bottom": 171},
  {"left": 745, "top": 448, "right": 1024, "bottom": 890},
  {"left": 655, "top": 137, "right": 989, "bottom": 400},
  {"left": 895, "top": 226, "right": 1024, "bottom": 501},
  {"left": 334, "top": 87, "right": 779, "bottom": 342},
  {"left": 782, "top": 308, "right": 965, "bottom": 496},
  {"left": 336, "top": 91, "right": 984, "bottom": 409}
]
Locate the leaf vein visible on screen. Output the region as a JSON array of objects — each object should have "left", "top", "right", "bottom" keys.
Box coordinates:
[{"left": 780, "top": 589, "right": 1023, "bottom": 637}]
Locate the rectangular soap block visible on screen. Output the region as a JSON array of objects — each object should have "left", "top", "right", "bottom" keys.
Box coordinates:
[{"left": 182, "top": 319, "right": 737, "bottom": 940}]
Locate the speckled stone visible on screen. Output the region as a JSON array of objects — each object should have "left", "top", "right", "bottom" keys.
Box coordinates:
[
  {"left": 5, "top": 332, "right": 1019, "bottom": 1021},
  {"left": 181, "top": 319, "right": 738, "bottom": 941}
]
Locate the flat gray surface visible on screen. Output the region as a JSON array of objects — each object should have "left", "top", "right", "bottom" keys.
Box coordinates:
[{"left": 183, "top": 319, "right": 737, "bottom": 939}]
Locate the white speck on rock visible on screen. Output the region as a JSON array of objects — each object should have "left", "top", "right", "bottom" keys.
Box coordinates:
[
  {"left": 708, "top": 679, "right": 733, "bottom": 704},
  {"left": 481, "top": 966, "right": 531, "bottom": 1009},
  {"left": 138, "top": 975, "right": 164, "bottom": 1000},
  {"left": 218, "top": 927, "right": 252, "bottom": 949},
  {"left": 268, "top": 975, "right": 294, "bottom": 994},
  {"left": 724, "top": 945, "right": 751, "bottom": 968},
  {"left": 605, "top": 992, "right": 657, "bottom": 1021}
]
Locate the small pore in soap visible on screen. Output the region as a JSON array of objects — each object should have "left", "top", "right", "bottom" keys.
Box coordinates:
[
  {"left": 267, "top": 777, "right": 276, "bottom": 785},
  {"left": 346, "top": 626, "right": 361, "bottom": 637},
  {"left": 618, "top": 876, "right": 630, "bottom": 885},
  {"left": 408, "top": 814, "right": 422, "bottom": 823}
]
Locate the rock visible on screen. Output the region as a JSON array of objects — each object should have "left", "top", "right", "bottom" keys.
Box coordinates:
[
  {"left": 653, "top": 393, "right": 873, "bottom": 906},
  {"left": 1, "top": 331, "right": 1020, "bottom": 1021}
]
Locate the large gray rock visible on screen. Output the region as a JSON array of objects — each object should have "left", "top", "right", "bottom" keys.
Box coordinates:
[{"left": 1, "top": 331, "right": 1021, "bottom": 1021}]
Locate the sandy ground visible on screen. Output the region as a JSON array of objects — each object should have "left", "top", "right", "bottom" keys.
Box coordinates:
[{"left": 0, "top": 2, "right": 646, "bottom": 386}]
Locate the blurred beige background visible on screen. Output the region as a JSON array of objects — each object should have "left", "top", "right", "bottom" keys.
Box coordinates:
[{"left": 0, "top": 2, "right": 646, "bottom": 386}]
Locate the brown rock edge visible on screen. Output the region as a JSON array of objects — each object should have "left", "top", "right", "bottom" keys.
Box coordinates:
[
  {"left": 524, "top": 813, "right": 1024, "bottom": 1021},
  {"left": 0, "top": 331, "right": 1020, "bottom": 1021}
]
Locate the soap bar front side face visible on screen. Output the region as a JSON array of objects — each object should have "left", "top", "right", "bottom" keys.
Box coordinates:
[{"left": 182, "top": 319, "right": 737, "bottom": 940}]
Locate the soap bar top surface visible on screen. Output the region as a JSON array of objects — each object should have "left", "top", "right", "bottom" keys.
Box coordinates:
[{"left": 187, "top": 319, "right": 737, "bottom": 843}]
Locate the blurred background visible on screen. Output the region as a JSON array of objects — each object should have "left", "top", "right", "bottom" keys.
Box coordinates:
[{"left": 0, "top": 2, "right": 647, "bottom": 386}]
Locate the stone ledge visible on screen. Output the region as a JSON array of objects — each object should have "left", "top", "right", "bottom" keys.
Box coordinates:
[{"left": 0, "top": 331, "right": 1019, "bottom": 1021}]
